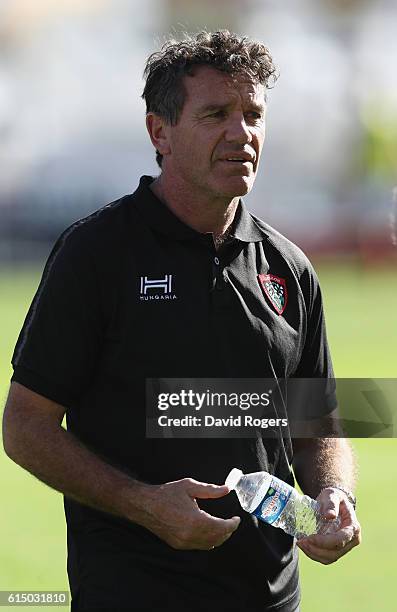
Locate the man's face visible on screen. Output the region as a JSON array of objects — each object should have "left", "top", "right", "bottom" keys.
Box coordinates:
[{"left": 164, "top": 65, "right": 267, "bottom": 199}]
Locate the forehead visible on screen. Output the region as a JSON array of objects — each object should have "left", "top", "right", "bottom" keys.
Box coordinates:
[{"left": 182, "top": 65, "right": 266, "bottom": 108}]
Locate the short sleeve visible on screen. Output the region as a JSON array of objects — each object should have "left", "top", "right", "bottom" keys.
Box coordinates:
[
  {"left": 295, "top": 269, "right": 334, "bottom": 379},
  {"left": 11, "top": 225, "right": 103, "bottom": 407},
  {"left": 290, "top": 266, "right": 337, "bottom": 419}
]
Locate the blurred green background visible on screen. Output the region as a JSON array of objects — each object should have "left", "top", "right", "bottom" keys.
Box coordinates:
[{"left": 1, "top": 262, "right": 396, "bottom": 611}]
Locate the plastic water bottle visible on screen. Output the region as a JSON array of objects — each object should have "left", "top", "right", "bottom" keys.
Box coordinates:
[{"left": 225, "top": 468, "right": 340, "bottom": 539}]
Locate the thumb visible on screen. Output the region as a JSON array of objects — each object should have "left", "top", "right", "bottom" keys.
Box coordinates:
[
  {"left": 320, "top": 489, "right": 341, "bottom": 520},
  {"left": 187, "top": 481, "right": 231, "bottom": 500}
]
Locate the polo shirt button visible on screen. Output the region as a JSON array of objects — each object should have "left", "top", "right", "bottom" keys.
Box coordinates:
[{"left": 214, "top": 257, "right": 220, "bottom": 265}]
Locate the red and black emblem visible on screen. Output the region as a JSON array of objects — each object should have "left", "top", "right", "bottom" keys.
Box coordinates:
[{"left": 258, "top": 274, "right": 288, "bottom": 315}]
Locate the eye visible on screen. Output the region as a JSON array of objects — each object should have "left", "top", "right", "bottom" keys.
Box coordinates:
[
  {"left": 245, "top": 111, "right": 263, "bottom": 122},
  {"left": 208, "top": 109, "right": 227, "bottom": 118}
]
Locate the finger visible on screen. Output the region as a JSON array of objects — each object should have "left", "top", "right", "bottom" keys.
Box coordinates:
[
  {"left": 212, "top": 514, "right": 241, "bottom": 534},
  {"left": 300, "top": 546, "right": 336, "bottom": 565},
  {"left": 196, "top": 516, "right": 240, "bottom": 550},
  {"left": 212, "top": 528, "right": 236, "bottom": 549},
  {"left": 297, "top": 542, "right": 331, "bottom": 565},
  {"left": 300, "top": 529, "right": 360, "bottom": 554},
  {"left": 299, "top": 537, "right": 357, "bottom": 564},
  {"left": 196, "top": 506, "right": 241, "bottom": 533},
  {"left": 353, "top": 524, "right": 362, "bottom": 544},
  {"left": 302, "top": 527, "right": 356, "bottom": 550},
  {"left": 298, "top": 538, "right": 339, "bottom": 564},
  {"left": 297, "top": 543, "right": 316, "bottom": 562},
  {"left": 228, "top": 515, "right": 241, "bottom": 530},
  {"left": 187, "top": 481, "right": 231, "bottom": 499},
  {"left": 318, "top": 489, "right": 341, "bottom": 520},
  {"left": 173, "top": 517, "right": 240, "bottom": 552}
]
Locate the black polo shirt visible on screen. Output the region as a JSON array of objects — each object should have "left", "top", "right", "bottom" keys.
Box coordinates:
[{"left": 12, "top": 175, "right": 335, "bottom": 612}]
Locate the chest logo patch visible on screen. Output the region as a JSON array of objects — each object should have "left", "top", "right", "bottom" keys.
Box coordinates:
[
  {"left": 258, "top": 274, "right": 288, "bottom": 315},
  {"left": 139, "top": 274, "right": 178, "bottom": 301}
]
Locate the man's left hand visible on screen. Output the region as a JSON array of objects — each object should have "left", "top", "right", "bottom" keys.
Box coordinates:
[{"left": 296, "top": 487, "right": 361, "bottom": 564}]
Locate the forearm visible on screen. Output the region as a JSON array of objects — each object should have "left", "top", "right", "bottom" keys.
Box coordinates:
[
  {"left": 4, "top": 419, "right": 154, "bottom": 526},
  {"left": 4, "top": 416, "right": 240, "bottom": 551},
  {"left": 292, "top": 437, "right": 357, "bottom": 498}
]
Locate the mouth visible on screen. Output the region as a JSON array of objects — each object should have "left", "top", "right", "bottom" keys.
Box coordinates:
[
  {"left": 218, "top": 158, "right": 254, "bottom": 174},
  {"left": 225, "top": 158, "right": 250, "bottom": 163},
  {"left": 218, "top": 154, "right": 256, "bottom": 166},
  {"left": 220, "top": 158, "right": 253, "bottom": 166}
]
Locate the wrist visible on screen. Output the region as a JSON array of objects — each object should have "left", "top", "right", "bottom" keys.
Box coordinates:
[{"left": 119, "top": 478, "right": 159, "bottom": 525}]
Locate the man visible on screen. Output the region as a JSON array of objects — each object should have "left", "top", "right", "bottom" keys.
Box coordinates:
[{"left": 3, "top": 30, "right": 360, "bottom": 611}]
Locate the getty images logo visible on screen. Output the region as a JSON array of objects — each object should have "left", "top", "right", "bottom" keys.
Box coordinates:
[{"left": 139, "top": 274, "right": 178, "bottom": 301}]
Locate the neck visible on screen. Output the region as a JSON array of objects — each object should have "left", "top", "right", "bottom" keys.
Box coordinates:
[{"left": 150, "top": 173, "right": 239, "bottom": 239}]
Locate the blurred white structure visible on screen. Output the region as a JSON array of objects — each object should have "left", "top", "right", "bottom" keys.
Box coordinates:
[{"left": 0, "top": 0, "right": 396, "bottom": 260}]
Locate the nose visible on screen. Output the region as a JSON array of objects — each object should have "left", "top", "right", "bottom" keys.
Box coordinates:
[{"left": 224, "top": 112, "right": 252, "bottom": 145}]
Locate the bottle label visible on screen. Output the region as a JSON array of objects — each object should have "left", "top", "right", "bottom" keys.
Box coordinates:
[{"left": 252, "top": 477, "right": 292, "bottom": 524}]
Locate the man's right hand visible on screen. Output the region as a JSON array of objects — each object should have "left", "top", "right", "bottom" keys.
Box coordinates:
[
  {"left": 140, "top": 478, "right": 241, "bottom": 551},
  {"left": 3, "top": 384, "right": 240, "bottom": 552}
]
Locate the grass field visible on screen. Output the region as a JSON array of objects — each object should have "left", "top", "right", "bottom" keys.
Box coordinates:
[{"left": 0, "top": 262, "right": 396, "bottom": 612}]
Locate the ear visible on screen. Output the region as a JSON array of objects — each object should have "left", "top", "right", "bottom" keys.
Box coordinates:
[{"left": 146, "top": 113, "right": 171, "bottom": 158}]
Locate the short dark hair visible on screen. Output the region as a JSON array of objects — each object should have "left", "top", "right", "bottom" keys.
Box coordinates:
[{"left": 142, "top": 30, "right": 278, "bottom": 167}]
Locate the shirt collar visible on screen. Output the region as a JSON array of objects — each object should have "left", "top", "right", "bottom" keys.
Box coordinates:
[
  {"left": 132, "top": 175, "right": 265, "bottom": 244},
  {"left": 230, "top": 198, "right": 265, "bottom": 243}
]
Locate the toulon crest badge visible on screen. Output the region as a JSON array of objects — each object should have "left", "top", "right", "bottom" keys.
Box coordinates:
[{"left": 258, "top": 274, "right": 288, "bottom": 315}]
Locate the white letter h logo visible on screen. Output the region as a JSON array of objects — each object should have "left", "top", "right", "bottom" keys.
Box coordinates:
[{"left": 140, "top": 274, "right": 173, "bottom": 295}]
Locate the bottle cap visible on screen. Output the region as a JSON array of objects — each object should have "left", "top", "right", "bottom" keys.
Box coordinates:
[{"left": 225, "top": 468, "right": 243, "bottom": 490}]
